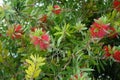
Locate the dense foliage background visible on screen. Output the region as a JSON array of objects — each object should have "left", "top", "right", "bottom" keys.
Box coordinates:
[{"left": 0, "top": 0, "right": 120, "bottom": 80}]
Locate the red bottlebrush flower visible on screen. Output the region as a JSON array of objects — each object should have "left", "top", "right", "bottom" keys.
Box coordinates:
[
  {"left": 31, "top": 32, "right": 50, "bottom": 50},
  {"left": 14, "top": 25, "right": 22, "bottom": 32},
  {"left": 31, "top": 36, "right": 40, "bottom": 46},
  {"left": 113, "top": 50, "right": 120, "bottom": 62},
  {"left": 113, "top": 0, "right": 120, "bottom": 11},
  {"left": 12, "top": 33, "right": 22, "bottom": 39},
  {"left": 108, "top": 27, "right": 118, "bottom": 38},
  {"left": 103, "top": 46, "right": 111, "bottom": 58},
  {"left": 52, "top": 5, "right": 61, "bottom": 14},
  {"left": 12, "top": 25, "right": 23, "bottom": 39},
  {"left": 39, "top": 34, "right": 50, "bottom": 50},
  {"left": 90, "top": 22, "right": 109, "bottom": 39},
  {"left": 40, "top": 14, "right": 47, "bottom": 23},
  {"left": 7, "top": 24, "right": 23, "bottom": 39},
  {"left": 41, "top": 34, "right": 49, "bottom": 41}
]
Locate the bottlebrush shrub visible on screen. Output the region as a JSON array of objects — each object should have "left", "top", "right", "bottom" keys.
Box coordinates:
[{"left": 1, "top": 0, "right": 120, "bottom": 80}]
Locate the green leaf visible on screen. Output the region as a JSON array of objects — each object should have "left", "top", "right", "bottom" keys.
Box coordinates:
[
  {"left": 57, "top": 36, "right": 63, "bottom": 47},
  {"left": 33, "top": 69, "right": 41, "bottom": 78},
  {"left": 0, "top": 6, "right": 4, "bottom": 19},
  {"left": 54, "top": 32, "right": 63, "bottom": 36},
  {"left": 26, "top": 59, "right": 34, "bottom": 65},
  {"left": 80, "top": 68, "right": 94, "bottom": 72}
]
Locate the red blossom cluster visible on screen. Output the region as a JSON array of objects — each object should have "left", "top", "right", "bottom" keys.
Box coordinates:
[
  {"left": 103, "top": 46, "right": 112, "bottom": 58},
  {"left": 108, "top": 27, "right": 118, "bottom": 38},
  {"left": 52, "top": 5, "right": 61, "bottom": 15},
  {"left": 90, "top": 17, "right": 119, "bottom": 62},
  {"left": 7, "top": 25, "right": 23, "bottom": 39},
  {"left": 90, "top": 22, "right": 109, "bottom": 39},
  {"left": 103, "top": 45, "right": 120, "bottom": 62},
  {"left": 90, "top": 22, "right": 117, "bottom": 39},
  {"left": 113, "top": 0, "right": 120, "bottom": 11},
  {"left": 113, "top": 50, "right": 120, "bottom": 62},
  {"left": 31, "top": 29, "right": 50, "bottom": 50},
  {"left": 40, "top": 14, "right": 48, "bottom": 23}
]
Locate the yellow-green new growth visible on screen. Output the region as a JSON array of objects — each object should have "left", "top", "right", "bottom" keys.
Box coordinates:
[{"left": 25, "top": 54, "right": 45, "bottom": 80}]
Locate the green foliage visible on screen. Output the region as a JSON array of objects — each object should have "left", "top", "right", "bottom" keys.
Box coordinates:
[
  {"left": 0, "top": 0, "right": 120, "bottom": 80},
  {"left": 25, "top": 54, "right": 45, "bottom": 80}
]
